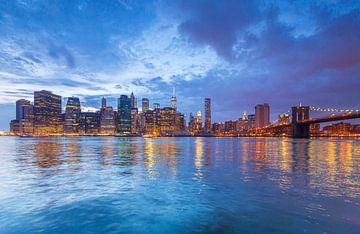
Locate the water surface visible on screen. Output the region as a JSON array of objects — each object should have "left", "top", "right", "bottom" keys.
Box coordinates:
[{"left": 0, "top": 137, "right": 359, "bottom": 233}]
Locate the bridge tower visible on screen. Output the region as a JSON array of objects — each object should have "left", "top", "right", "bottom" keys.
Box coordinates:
[{"left": 291, "top": 105, "right": 310, "bottom": 138}]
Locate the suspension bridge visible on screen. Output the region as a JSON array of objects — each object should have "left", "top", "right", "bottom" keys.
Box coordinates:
[{"left": 261, "top": 105, "right": 360, "bottom": 138}]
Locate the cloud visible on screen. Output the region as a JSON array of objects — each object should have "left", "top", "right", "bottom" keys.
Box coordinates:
[{"left": 48, "top": 44, "right": 76, "bottom": 68}]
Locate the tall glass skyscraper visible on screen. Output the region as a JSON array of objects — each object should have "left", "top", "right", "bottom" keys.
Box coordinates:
[
  {"left": 33, "top": 90, "right": 62, "bottom": 134},
  {"left": 64, "top": 97, "right": 81, "bottom": 134},
  {"left": 118, "top": 95, "right": 131, "bottom": 134},
  {"left": 204, "top": 98, "right": 211, "bottom": 132}
]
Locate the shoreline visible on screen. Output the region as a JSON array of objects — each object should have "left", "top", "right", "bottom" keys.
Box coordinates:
[{"left": 1, "top": 134, "right": 360, "bottom": 138}]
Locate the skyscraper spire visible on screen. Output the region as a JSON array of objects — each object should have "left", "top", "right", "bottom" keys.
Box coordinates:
[{"left": 171, "top": 87, "right": 177, "bottom": 110}]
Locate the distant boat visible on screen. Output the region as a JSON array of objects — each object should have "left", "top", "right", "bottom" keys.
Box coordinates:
[
  {"left": 20, "top": 134, "right": 33, "bottom": 138},
  {"left": 143, "top": 134, "right": 153, "bottom": 138}
]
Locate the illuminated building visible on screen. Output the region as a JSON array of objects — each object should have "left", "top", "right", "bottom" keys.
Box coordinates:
[
  {"left": 188, "top": 112, "right": 195, "bottom": 132},
  {"left": 255, "top": 103, "right": 270, "bottom": 128},
  {"left": 100, "top": 106, "right": 116, "bottom": 134},
  {"left": 79, "top": 112, "right": 100, "bottom": 134},
  {"left": 159, "top": 107, "right": 178, "bottom": 132},
  {"left": 171, "top": 87, "right": 177, "bottom": 110},
  {"left": 142, "top": 98, "right": 149, "bottom": 113},
  {"left": 310, "top": 124, "right": 321, "bottom": 135},
  {"left": 225, "top": 120, "right": 237, "bottom": 132},
  {"left": 177, "top": 113, "right": 186, "bottom": 131},
  {"left": 322, "top": 122, "right": 352, "bottom": 135},
  {"left": 212, "top": 123, "right": 220, "bottom": 133},
  {"left": 10, "top": 120, "right": 20, "bottom": 133},
  {"left": 13, "top": 99, "right": 34, "bottom": 134},
  {"left": 118, "top": 95, "right": 131, "bottom": 134},
  {"left": 278, "top": 113, "right": 290, "bottom": 125},
  {"left": 131, "top": 108, "right": 142, "bottom": 135},
  {"left": 64, "top": 97, "right": 81, "bottom": 134},
  {"left": 130, "top": 92, "right": 137, "bottom": 108},
  {"left": 195, "top": 110, "right": 202, "bottom": 132},
  {"left": 144, "top": 110, "right": 156, "bottom": 134},
  {"left": 33, "top": 90, "right": 62, "bottom": 134},
  {"left": 204, "top": 98, "right": 211, "bottom": 132}
]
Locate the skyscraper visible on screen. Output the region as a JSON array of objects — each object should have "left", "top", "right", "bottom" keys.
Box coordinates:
[
  {"left": 14, "top": 99, "right": 34, "bottom": 134},
  {"left": 255, "top": 103, "right": 270, "bottom": 128},
  {"left": 171, "top": 87, "right": 177, "bottom": 110},
  {"left": 101, "top": 97, "right": 106, "bottom": 109},
  {"left": 64, "top": 97, "right": 81, "bottom": 134},
  {"left": 100, "top": 106, "right": 115, "bottom": 134},
  {"left": 130, "top": 92, "right": 137, "bottom": 109},
  {"left": 33, "top": 90, "right": 62, "bottom": 134},
  {"left": 142, "top": 98, "right": 149, "bottom": 113},
  {"left": 204, "top": 98, "right": 211, "bottom": 132},
  {"left": 118, "top": 95, "right": 131, "bottom": 134}
]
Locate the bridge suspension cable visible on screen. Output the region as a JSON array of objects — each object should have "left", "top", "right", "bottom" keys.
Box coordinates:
[{"left": 309, "top": 106, "right": 360, "bottom": 113}]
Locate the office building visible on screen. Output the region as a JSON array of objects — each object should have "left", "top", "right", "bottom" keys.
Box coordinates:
[
  {"left": 142, "top": 98, "right": 149, "bottom": 113},
  {"left": 33, "top": 90, "right": 62, "bottom": 134},
  {"left": 171, "top": 88, "right": 177, "bottom": 110},
  {"left": 255, "top": 103, "right": 270, "bottom": 128},
  {"left": 100, "top": 106, "right": 116, "bottom": 134},
  {"left": 130, "top": 92, "right": 137, "bottom": 109},
  {"left": 204, "top": 98, "right": 211, "bottom": 132},
  {"left": 64, "top": 97, "right": 81, "bottom": 134},
  {"left": 79, "top": 112, "right": 100, "bottom": 134},
  {"left": 118, "top": 95, "right": 131, "bottom": 134}
]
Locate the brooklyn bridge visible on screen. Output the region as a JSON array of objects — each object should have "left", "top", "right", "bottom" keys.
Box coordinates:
[{"left": 259, "top": 105, "right": 360, "bottom": 138}]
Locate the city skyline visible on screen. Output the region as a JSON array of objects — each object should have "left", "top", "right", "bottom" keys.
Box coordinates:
[{"left": 1, "top": 1, "right": 360, "bottom": 130}]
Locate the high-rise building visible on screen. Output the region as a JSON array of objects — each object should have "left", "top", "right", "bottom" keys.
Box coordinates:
[
  {"left": 255, "top": 103, "right": 270, "bottom": 128},
  {"left": 171, "top": 87, "right": 177, "bottom": 110},
  {"left": 64, "top": 97, "right": 81, "bottom": 134},
  {"left": 100, "top": 106, "right": 115, "bottom": 134},
  {"left": 101, "top": 97, "right": 106, "bottom": 109},
  {"left": 142, "top": 98, "right": 149, "bottom": 113},
  {"left": 79, "top": 112, "right": 100, "bottom": 134},
  {"left": 118, "top": 95, "right": 131, "bottom": 134},
  {"left": 195, "top": 110, "right": 202, "bottom": 131},
  {"left": 14, "top": 99, "right": 34, "bottom": 134},
  {"left": 130, "top": 92, "right": 137, "bottom": 109},
  {"left": 144, "top": 110, "right": 156, "bottom": 134},
  {"left": 16, "top": 99, "right": 30, "bottom": 121},
  {"left": 33, "top": 90, "right": 62, "bottom": 134},
  {"left": 204, "top": 98, "right": 211, "bottom": 132},
  {"left": 159, "top": 107, "right": 178, "bottom": 132}
]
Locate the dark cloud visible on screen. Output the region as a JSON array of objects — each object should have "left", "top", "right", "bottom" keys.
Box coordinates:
[
  {"left": 48, "top": 44, "right": 76, "bottom": 68},
  {"left": 178, "top": 0, "right": 260, "bottom": 60},
  {"left": 169, "top": 1, "right": 360, "bottom": 121}
]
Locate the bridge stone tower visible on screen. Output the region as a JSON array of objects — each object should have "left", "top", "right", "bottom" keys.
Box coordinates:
[{"left": 291, "top": 106, "right": 310, "bottom": 138}]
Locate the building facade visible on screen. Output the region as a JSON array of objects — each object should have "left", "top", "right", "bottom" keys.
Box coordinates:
[
  {"left": 33, "top": 90, "right": 62, "bottom": 134},
  {"left": 204, "top": 98, "right": 211, "bottom": 132},
  {"left": 64, "top": 97, "right": 81, "bottom": 134},
  {"left": 255, "top": 103, "right": 270, "bottom": 128},
  {"left": 118, "top": 95, "right": 131, "bottom": 134}
]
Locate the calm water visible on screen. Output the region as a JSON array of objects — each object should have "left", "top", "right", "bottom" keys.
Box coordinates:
[{"left": 0, "top": 137, "right": 359, "bottom": 233}]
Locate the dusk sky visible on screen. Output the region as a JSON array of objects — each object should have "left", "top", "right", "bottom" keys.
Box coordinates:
[{"left": 1, "top": 0, "right": 360, "bottom": 130}]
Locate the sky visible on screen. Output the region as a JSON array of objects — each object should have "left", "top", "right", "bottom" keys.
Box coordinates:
[{"left": 0, "top": 0, "right": 360, "bottom": 130}]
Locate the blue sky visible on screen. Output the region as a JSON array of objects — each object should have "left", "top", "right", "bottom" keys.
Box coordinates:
[{"left": 0, "top": 0, "right": 360, "bottom": 130}]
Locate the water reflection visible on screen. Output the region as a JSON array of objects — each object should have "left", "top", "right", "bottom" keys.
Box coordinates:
[{"left": 2, "top": 136, "right": 359, "bottom": 233}]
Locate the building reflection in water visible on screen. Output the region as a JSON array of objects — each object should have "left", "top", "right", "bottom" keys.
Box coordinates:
[
  {"left": 11, "top": 136, "right": 359, "bottom": 198},
  {"left": 143, "top": 137, "right": 180, "bottom": 178},
  {"left": 33, "top": 137, "right": 64, "bottom": 169}
]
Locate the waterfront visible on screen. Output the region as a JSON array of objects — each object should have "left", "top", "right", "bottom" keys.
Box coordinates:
[{"left": 0, "top": 137, "right": 359, "bottom": 233}]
